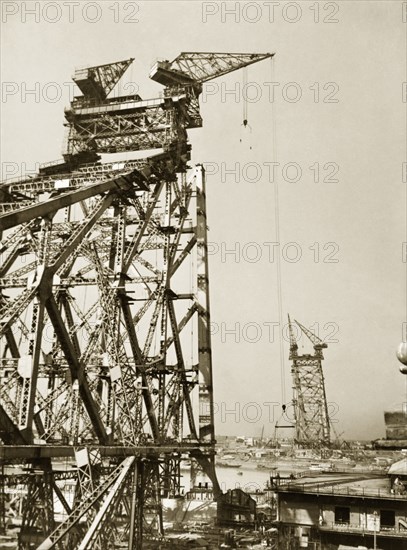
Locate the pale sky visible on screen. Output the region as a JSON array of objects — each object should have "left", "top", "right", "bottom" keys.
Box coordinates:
[{"left": 1, "top": 0, "right": 406, "bottom": 441}]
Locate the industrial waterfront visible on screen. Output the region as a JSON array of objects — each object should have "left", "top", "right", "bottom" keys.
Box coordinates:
[{"left": 1, "top": 2, "right": 406, "bottom": 549}]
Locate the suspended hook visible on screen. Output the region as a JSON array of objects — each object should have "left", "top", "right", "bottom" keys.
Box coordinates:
[
  {"left": 240, "top": 119, "right": 253, "bottom": 149},
  {"left": 239, "top": 67, "right": 253, "bottom": 149},
  {"left": 241, "top": 119, "right": 252, "bottom": 132}
]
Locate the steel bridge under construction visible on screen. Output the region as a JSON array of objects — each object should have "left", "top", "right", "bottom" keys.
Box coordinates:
[{"left": 0, "top": 52, "right": 274, "bottom": 549}]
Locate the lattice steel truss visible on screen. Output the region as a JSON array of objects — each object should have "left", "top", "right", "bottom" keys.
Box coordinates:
[
  {"left": 288, "top": 316, "right": 330, "bottom": 447},
  {"left": 0, "top": 52, "right": 273, "bottom": 548}
]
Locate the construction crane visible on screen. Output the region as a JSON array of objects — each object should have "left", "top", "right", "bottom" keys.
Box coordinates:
[
  {"left": 63, "top": 52, "right": 273, "bottom": 165},
  {"left": 0, "top": 52, "right": 273, "bottom": 549},
  {"left": 288, "top": 315, "right": 330, "bottom": 448},
  {"left": 72, "top": 58, "right": 134, "bottom": 101}
]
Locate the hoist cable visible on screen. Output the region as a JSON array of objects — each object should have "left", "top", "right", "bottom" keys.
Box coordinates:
[
  {"left": 243, "top": 67, "right": 248, "bottom": 123},
  {"left": 271, "top": 56, "right": 287, "bottom": 406}
]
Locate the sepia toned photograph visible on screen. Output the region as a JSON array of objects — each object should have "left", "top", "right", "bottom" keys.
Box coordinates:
[{"left": 0, "top": 1, "right": 406, "bottom": 548}]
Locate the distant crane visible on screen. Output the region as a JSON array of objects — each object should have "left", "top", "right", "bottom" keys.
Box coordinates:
[{"left": 288, "top": 315, "right": 330, "bottom": 447}]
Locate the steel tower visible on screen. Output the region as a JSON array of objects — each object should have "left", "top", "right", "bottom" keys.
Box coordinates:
[
  {"left": 288, "top": 315, "right": 330, "bottom": 447},
  {"left": 0, "top": 52, "right": 273, "bottom": 549}
]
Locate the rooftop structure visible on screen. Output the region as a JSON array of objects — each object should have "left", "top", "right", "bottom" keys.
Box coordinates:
[{"left": 274, "top": 471, "right": 407, "bottom": 549}]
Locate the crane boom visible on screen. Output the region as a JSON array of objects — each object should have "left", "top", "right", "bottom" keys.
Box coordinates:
[
  {"left": 294, "top": 319, "right": 327, "bottom": 351},
  {"left": 73, "top": 58, "right": 135, "bottom": 101},
  {"left": 150, "top": 52, "right": 274, "bottom": 87},
  {"left": 287, "top": 314, "right": 298, "bottom": 360}
]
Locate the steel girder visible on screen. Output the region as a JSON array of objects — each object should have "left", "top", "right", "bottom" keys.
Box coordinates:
[
  {"left": 0, "top": 162, "right": 218, "bottom": 547},
  {"left": 0, "top": 50, "right": 275, "bottom": 548},
  {"left": 63, "top": 99, "right": 188, "bottom": 157}
]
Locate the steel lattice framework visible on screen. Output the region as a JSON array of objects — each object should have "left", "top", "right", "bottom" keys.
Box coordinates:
[
  {"left": 0, "top": 52, "right": 273, "bottom": 549},
  {"left": 288, "top": 315, "right": 330, "bottom": 447}
]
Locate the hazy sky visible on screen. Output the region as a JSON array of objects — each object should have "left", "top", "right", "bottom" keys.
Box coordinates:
[{"left": 1, "top": 0, "right": 406, "bottom": 440}]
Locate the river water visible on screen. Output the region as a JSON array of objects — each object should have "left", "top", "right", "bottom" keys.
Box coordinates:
[{"left": 215, "top": 463, "right": 273, "bottom": 493}]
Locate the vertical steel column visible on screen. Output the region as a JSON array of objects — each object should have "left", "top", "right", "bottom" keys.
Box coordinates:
[
  {"left": 18, "top": 218, "right": 52, "bottom": 441},
  {"left": 19, "top": 459, "right": 55, "bottom": 549},
  {"left": 128, "top": 459, "right": 144, "bottom": 550},
  {"left": 194, "top": 165, "right": 215, "bottom": 443}
]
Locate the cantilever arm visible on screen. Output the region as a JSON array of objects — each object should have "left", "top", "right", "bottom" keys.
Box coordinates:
[
  {"left": 150, "top": 52, "right": 274, "bottom": 86},
  {"left": 294, "top": 319, "right": 327, "bottom": 349}
]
